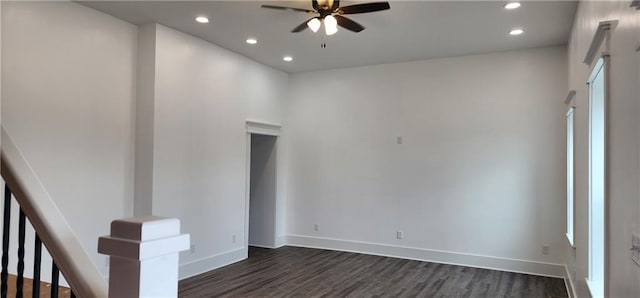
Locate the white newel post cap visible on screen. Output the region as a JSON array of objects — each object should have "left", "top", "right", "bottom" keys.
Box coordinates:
[{"left": 98, "top": 216, "right": 190, "bottom": 298}]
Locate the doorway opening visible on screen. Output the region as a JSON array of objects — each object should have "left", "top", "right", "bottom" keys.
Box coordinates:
[{"left": 247, "top": 133, "right": 278, "bottom": 251}]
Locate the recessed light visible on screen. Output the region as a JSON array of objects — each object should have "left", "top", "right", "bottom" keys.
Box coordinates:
[
  {"left": 504, "top": 2, "right": 521, "bottom": 9},
  {"left": 246, "top": 38, "right": 258, "bottom": 45},
  {"left": 283, "top": 56, "right": 293, "bottom": 62},
  {"left": 195, "top": 16, "right": 209, "bottom": 24},
  {"left": 509, "top": 28, "right": 524, "bottom": 35}
]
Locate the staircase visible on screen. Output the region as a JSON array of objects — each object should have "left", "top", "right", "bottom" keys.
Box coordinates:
[{"left": 0, "top": 129, "right": 189, "bottom": 297}]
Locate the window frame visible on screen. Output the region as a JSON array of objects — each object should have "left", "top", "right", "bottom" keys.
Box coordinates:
[
  {"left": 566, "top": 106, "right": 575, "bottom": 247},
  {"left": 586, "top": 57, "right": 607, "bottom": 298}
]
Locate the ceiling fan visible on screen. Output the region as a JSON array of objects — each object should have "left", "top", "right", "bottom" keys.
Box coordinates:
[{"left": 261, "top": 0, "right": 391, "bottom": 35}]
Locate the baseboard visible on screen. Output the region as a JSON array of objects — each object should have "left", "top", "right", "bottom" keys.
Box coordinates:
[
  {"left": 564, "top": 264, "right": 578, "bottom": 298},
  {"left": 179, "top": 247, "right": 246, "bottom": 280},
  {"left": 286, "top": 235, "right": 566, "bottom": 278},
  {"left": 275, "top": 235, "right": 286, "bottom": 248},
  {"left": 249, "top": 243, "right": 277, "bottom": 249}
]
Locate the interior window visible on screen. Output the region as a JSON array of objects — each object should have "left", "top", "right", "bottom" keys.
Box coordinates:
[{"left": 587, "top": 58, "right": 605, "bottom": 298}]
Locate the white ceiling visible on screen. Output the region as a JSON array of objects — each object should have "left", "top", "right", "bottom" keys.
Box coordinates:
[{"left": 78, "top": 0, "right": 577, "bottom": 73}]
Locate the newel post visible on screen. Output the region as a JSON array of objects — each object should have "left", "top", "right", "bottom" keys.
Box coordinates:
[{"left": 98, "top": 216, "right": 190, "bottom": 298}]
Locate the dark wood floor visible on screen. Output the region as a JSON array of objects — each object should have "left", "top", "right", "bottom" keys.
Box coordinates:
[
  {"left": 179, "top": 246, "right": 568, "bottom": 297},
  {"left": 5, "top": 274, "right": 72, "bottom": 298}
]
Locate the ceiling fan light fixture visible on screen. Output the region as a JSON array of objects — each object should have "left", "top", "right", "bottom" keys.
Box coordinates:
[
  {"left": 324, "top": 15, "right": 338, "bottom": 35},
  {"left": 319, "top": 0, "right": 332, "bottom": 7},
  {"left": 307, "top": 17, "right": 322, "bottom": 32},
  {"left": 261, "top": 1, "right": 390, "bottom": 34}
]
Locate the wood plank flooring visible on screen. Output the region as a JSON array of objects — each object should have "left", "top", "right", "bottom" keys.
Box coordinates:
[
  {"left": 5, "top": 274, "right": 72, "bottom": 298},
  {"left": 179, "top": 246, "right": 568, "bottom": 298}
]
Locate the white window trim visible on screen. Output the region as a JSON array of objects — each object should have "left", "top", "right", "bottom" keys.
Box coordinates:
[
  {"left": 566, "top": 106, "right": 575, "bottom": 248},
  {"left": 586, "top": 57, "right": 607, "bottom": 298},
  {"left": 583, "top": 18, "right": 615, "bottom": 298}
]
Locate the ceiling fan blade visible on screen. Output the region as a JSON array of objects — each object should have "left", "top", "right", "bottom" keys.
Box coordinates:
[
  {"left": 261, "top": 5, "right": 314, "bottom": 13},
  {"left": 331, "top": 0, "right": 340, "bottom": 11},
  {"left": 334, "top": 15, "right": 365, "bottom": 32},
  {"left": 291, "top": 18, "right": 314, "bottom": 32},
  {"left": 338, "top": 2, "right": 390, "bottom": 14}
]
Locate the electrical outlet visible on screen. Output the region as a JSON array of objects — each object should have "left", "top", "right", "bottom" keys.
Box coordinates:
[
  {"left": 232, "top": 234, "right": 237, "bottom": 243},
  {"left": 190, "top": 244, "right": 196, "bottom": 254},
  {"left": 632, "top": 232, "right": 640, "bottom": 266},
  {"left": 314, "top": 224, "right": 319, "bottom": 232},
  {"left": 542, "top": 244, "right": 550, "bottom": 255},
  {"left": 396, "top": 231, "right": 403, "bottom": 240}
]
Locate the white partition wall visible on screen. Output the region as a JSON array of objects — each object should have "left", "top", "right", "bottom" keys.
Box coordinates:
[{"left": 286, "top": 46, "right": 568, "bottom": 277}]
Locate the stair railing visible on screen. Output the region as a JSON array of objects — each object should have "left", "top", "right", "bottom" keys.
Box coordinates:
[{"left": 1, "top": 128, "right": 108, "bottom": 297}]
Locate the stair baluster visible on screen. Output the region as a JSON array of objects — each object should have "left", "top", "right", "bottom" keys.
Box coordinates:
[
  {"left": 1, "top": 185, "right": 12, "bottom": 298},
  {"left": 16, "top": 209, "right": 26, "bottom": 298},
  {"left": 33, "top": 235, "right": 42, "bottom": 297},
  {"left": 51, "top": 263, "right": 60, "bottom": 297}
]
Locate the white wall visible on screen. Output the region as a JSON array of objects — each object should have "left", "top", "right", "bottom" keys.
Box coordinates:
[
  {"left": 565, "top": 2, "right": 640, "bottom": 297},
  {"left": 286, "top": 46, "right": 568, "bottom": 276},
  {"left": 149, "top": 24, "right": 288, "bottom": 278},
  {"left": 249, "top": 134, "right": 278, "bottom": 248},
  {"left": 1, "top": 1, "right": 289, "bottom": 280},
  {"left": 1, "top": 1, "right": 137, "bottom": 277},
  {"left": 134, "top": 23, "right": 157, "bottom": 216}
]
